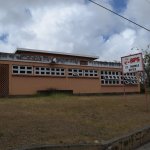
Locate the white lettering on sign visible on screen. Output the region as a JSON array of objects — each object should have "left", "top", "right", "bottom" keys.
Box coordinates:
[{"left": 121, "top": 53, "right": 143, "bottom": 73}]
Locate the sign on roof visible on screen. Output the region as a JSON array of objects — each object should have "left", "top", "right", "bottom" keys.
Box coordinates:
[{"left": 121, "top": 53, "right": 143, "bottom": 73}]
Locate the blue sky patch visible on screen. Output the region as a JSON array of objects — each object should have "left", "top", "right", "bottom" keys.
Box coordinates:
[
  {"left": 0, "top": 33, "right": 9, "bottom": 43},
  {"left": 25, "top": 8, "right": 32, "bottom": 17},
  {"left": 84, "top": 0, "right": 90, "bottom": 5},
  {"left": 102, "top": 35, "right": 109, "bottom": 42},
  {"left": 109, "top": 0, "right": 128, "bottom": 13}
]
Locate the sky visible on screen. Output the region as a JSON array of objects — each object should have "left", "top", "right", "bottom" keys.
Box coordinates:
[{"left": 0, "top": 0, "right": 150, "bottom": 61}]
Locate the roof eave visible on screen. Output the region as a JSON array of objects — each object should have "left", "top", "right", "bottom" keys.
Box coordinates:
[{"left": 15, "top": 48, "right": 99, "bottom": 60}]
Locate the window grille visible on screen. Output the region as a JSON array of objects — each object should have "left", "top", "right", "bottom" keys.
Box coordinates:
[
  {"left": 100, "top": 70, "right": 121, "bottom": 85},
  {"left": 121, "top": 73, "right": 138, "bottom": 85},
  {"left": 12, "top": 65, "right": 33, "bottom": 75},
  {"left": 34, "top": 67, "right": 65, "bottom": 76},
  {"left": 12, "top": 65, "right": 65, "bottom": 76},
  {"left": 68, "top": 69, "right": 98, "bottom": 77}
]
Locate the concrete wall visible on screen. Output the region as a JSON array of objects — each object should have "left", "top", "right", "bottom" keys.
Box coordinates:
[
  {"left": 10, "top": 76, "right": 69, "bottom": 95},
  {"left": 0, "top": 60, "right": 140, "bottom": 96},
  {"left": 100, "top": 85, "right": 139, "bottom": 93}
]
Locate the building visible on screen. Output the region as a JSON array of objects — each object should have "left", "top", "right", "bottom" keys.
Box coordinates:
[{"left": 0, "top": 48, "right": 140, "bottom": 96}]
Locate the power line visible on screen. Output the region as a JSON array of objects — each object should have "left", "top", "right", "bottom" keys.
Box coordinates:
[{"left": 88, "top": 0, "right": 150, "bottom": 32}]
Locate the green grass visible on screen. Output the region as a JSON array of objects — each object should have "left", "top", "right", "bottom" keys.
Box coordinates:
[{"left": 0, "top": 94, "right": 150, "bottom": 150}]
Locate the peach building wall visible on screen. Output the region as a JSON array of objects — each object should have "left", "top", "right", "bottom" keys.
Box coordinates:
[{"left": 0, "top": 49, "right": 140, "bottom": 96}]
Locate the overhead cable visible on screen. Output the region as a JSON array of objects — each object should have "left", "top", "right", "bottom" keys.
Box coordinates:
[{"left": 88, "top": 0, "right": 150, "bottom": 32}]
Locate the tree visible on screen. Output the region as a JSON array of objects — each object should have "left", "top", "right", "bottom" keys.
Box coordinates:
[{"left": 143, "top": 47, "right": 150, "bottom": 87}]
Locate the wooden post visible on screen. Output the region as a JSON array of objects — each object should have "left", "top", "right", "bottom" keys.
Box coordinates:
[{"left": 123, "top": 74, "right": 126, "bottom": 99}]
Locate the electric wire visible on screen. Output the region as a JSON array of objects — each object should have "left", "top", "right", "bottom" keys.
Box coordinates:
[{"left": 88, "top": 0, "right": 150, "bottom": 32}]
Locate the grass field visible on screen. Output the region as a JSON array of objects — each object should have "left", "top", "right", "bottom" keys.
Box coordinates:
[{"left": 0, "top": 94, "right": 150, "bottom": 150}]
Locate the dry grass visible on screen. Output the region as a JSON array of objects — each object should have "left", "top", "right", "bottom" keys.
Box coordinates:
[{"left": 0, "top": 94, "right": 150, "bottom": 150}]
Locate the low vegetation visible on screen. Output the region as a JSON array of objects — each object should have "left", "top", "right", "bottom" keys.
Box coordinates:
[{"left": 0, "top": 94, "right": 150, "bottom": 150}]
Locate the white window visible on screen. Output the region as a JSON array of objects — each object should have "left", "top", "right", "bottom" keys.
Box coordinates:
[
  {"left": 68, "top": 69, "right": 82, "bottom": 77},
  {"left": 12, "top": 65, "right": 33, "bottom": 75},
  {"left": 100, "top": 70, "right": 121, "bottom": 85},
  {"left": 34, "top": 67, "right": 65, "bottom": 76},
  {"left": 68, "top": 69, "right": 98, "bottom": 77},
  {"left": 121, "top": 73, "right": 138, "bottom": 85}
]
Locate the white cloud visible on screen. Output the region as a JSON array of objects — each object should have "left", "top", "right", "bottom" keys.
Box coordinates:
[
  {"left": 100, "top": 29, "right": 136, "bottom": 61},
  {"left": 125, "top": 0, "right": 150, "bottom": 28},
  {"left": 0, "top": 0, "right": 149, "bottom": 61}
]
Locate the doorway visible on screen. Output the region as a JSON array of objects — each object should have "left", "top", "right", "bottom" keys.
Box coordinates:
[{"left": 0, "top": 64, "right": 9, "bottom": 97}]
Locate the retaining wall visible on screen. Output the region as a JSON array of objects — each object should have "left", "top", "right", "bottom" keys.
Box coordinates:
[{"left": 17, "top": 126, "right": 150, "bottom": 150}]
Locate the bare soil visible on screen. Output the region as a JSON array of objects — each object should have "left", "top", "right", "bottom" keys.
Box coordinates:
[{"left": 0, "top": 94, "right": 150, "bottom": 150}]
